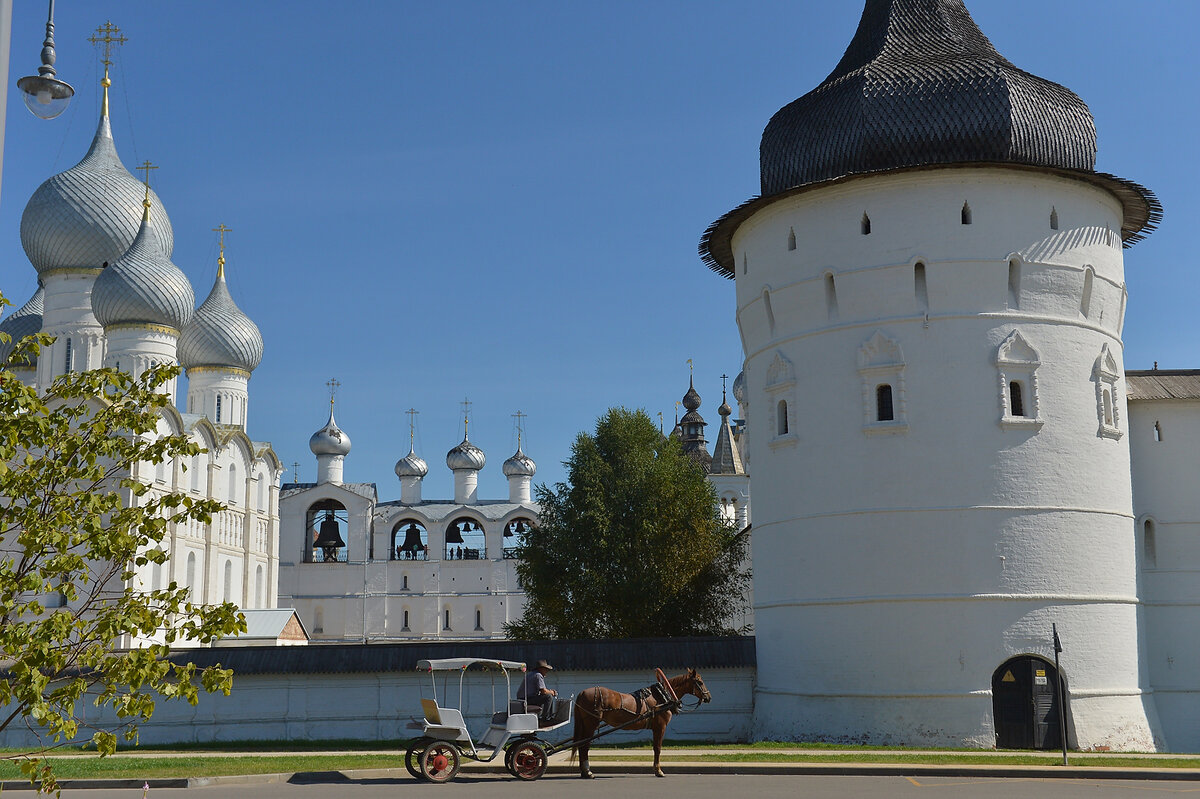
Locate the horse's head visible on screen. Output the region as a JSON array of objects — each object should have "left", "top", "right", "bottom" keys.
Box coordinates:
[{"left": 685, "top": 668, "right": 711, "bottom": 704}]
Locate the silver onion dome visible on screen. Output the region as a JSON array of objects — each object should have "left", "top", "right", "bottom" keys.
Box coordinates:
[
  {"left": 310, "top": 404, "right": 352, "bottom": 457},
  {"left": 179, "top": 265, "right": 264, "bottom": 372},
  {"left": 447, "top": 436, "right": 486, "bottom": 471},
  {"left": 91, "top": 205, "right": 194, "bottom": 331},
  {"left": 0, "top": 285, "right": 45, "bottom": 366},
  {"left": 395, "top": 447, "right": 429, "bottom": 479},
  {"left": 502, "top": 446, "right": 536, "bottom": 478},
  {"left": 732, "top": 371, "right": 746, "bottom": 405},
  {"left": 21, "top": 112, "right": 173, "bottom": 275}
]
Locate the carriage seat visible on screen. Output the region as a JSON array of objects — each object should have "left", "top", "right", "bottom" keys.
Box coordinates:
[{"left": 420, "top": 698, "right": 470, "bottom": 743}]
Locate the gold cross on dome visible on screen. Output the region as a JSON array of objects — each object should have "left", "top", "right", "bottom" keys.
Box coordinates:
[
  {"left": 512, "top": 410, "right": 527, "bottom": 447},
  {"left": 212, "top": 224, "right": 233, "bottom": 252},
  {"left": 88, "top": 21, "right": 128, "bottom": 68},
  {"left": 406, "top": 408, "right": 419, "bottom": 446},
  {"left": 137, "top": 160, "right": 158, "bottom": 188},
  {"left": 687, "top": 358, "right": 694, "bottom": 376},
  {"left": 326, "top": 378, "right": 341, "bottom": 406},
  {"left": 461, "top": 398, "right": 472, "bottom": 436}
]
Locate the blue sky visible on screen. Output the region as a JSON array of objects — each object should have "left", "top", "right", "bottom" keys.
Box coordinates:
[{"left": 0, "top": 1, "right": 1195, "bottom": 498}]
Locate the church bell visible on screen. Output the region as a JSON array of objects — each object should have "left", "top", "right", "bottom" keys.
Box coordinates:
[
  {"left": 400, "top": 523, "right": 423, "bottom": 551},
  {"left": 446, "top": 522, "right": 467, "bottom": 544},
  {"left": 313, "top": 511, "right": 346, "bottom": 560}
]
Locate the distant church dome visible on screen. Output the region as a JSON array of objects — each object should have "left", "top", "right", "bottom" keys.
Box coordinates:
[
  {"left": 395, "top": 447, "right": 428, "bottom": 479},
  {"left": 310, "top": 404, "right": 352, "bottom": 456},
  {"left": 0, "top": 285, "right": 44, "bottom": 366},
  {"left": 447, "top": 436, "right": 486, "bottom": 471},
  {"left": 179, "top": 259, "right": 263, "bottom": 372},
  {"left": 700, "top": 0, "right": 1160, "bottom": 276},
  {"left": 502, "top": 446, "right": 536, "bottom": 478},
  {"left": 91, "top": 201, "right": 194, "bottom": 331},
  {"left": 732, "top": 370, "right": 746, "bottom": 405},
  {"left": 21, "top": 111, "right": 173, "bottom": 276}
]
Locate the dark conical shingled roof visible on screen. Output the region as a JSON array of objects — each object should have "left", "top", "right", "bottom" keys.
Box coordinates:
[
  {"left": 699, "top": 0, "right": 1161, "bottom": 277},
  {"left": 760, "top": 0, "right": 1096, "bottom": 195}
]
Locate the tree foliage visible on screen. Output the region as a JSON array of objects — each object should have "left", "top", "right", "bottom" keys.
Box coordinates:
[
  {"left": 0, "top": 296, "right": 246, "bottom": 793},
  {"left": 507, "top": 407, "right": 750, "bottom": 639}
]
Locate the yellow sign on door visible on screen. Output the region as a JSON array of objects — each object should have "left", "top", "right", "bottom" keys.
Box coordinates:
[{"left": 1001, "top": 670, "right": 1016, "bottom": 682}]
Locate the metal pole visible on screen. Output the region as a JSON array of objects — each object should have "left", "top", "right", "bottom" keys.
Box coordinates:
[{"left": 1053, "top": 623, "right": 1068, "bottom": 766}]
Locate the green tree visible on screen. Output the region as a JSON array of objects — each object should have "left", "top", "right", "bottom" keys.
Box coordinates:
[
  {"left": 506, "top": 407, "right": 750, "bottom": 639},
  {"left": 0, "top": 297, "right": 245, "bottom": 794}
]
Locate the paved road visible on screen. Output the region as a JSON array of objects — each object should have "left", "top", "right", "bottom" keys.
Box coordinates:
[{"left": 56, "top": 773, "right": 1200, "bottom": 798}]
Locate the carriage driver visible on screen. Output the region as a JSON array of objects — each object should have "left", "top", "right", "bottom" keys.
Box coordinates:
[{"left": 517, "top": 659, "right": 557, "bottom": 718}]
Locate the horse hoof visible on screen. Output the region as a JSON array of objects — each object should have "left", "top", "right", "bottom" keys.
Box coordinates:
[
  {"left": 582, "top": 771, "right": 594, "bottom": 780},
  {"left": 655, "top": 770, "right": 666, "bottom": 778}
]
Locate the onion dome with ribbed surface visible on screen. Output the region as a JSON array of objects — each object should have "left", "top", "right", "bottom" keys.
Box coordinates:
[
  {"left": 732, "top": 371, "right": 746, "bottom": 406},
  {"left": 502, "top": 446, "right": 536, "bottom": 478},
  {"left": 91, "top": 201, "right": 194, "bottom": 331},
  {"left": 0, "top": 285, "right": 44, "bottom": 366},
  {"left": 447, "top": 435, "right": 486, "bottom": 471},
  {"left": 21, "top": 111, "right": 173, "bottom": 275},
  {"left": 310, "top": 403, "right": 351, "bottom": 456},
  {"left": 395, "top": 447, "right": 428, "bottom": 479},
  {"left": 179, "top": 260, "right": 263, "bottom": 372},
  {"left": 700, "top": 0, "right": 1161, "bottom": 276}
]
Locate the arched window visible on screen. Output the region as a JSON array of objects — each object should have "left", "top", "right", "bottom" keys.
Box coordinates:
[
  {"left": 151, "top": 558, "right": 162, "bottom": 592},
  {"left": 255, "top": 565, "right": 264, "bottom": 607},
  {"left": 861, "top": 212, "right": 871, "bottom": 235},
  {"left": 1050, "top": 207, "right": 1059, "bottom": 230},
  {"left": 402, "top": 609, "right": 410, "bottom": 631},
  {"left": 777, "top": 400, "right": 789, "bottom": 435},
  {"left": 443, "top": 607, "right": 452, "bottom": 631},
  {"left": 313, "top": 606, "right": 324, "bottom": 634},
  {"left": 185, "top": 552, "right": 196, "bottom": 593},
  {"left": 223, "top": 561, "right": 232, "bottom": 603},
  {"left": 1009, "top": 381, "right": 1026, "bottom": 418},
  {"left": 787, "top": 227, "right": 796, "bottom": 251},
  {"left": 961, "top": 201, "right": 972, "bottom": 225},
  {"left": 825, "top": 273, "right": 838, "bottom": 319},
  {"left": 876, "top": 384, "right": 894, "bottom": 422},
  {"left": 402, "top": 574, "right": 409, "bottom": 590},
  {"left": 914, "top": 262, "right": 928, "bottom": 310},
  {"left": 64, "top": 338, "right": 73, "bottom": 373},
  {"left": 156, "top": 459, "right": 166, "bottom": 483},
  {"left": 1102, "top": 388, "right": 1114, "bottom": 426},
  {"left": 257, "top": 479, "right": 264, "bottom": 512},
  {"left": 1080, "top": 267, "right": 1094, "bottom": 318},
  {"left": 1155, "top": 421, "right": 1163, "bottom": 442},
  {"left": 1144, "top": 519, "right": 1157, "bottom": 569},
  {"left": 228, "top": 464, "right": 238, "bottom": 505},
  {"left": 475, "top": 608, "right": 484, "bottom": 631},
  {"left": 216, "top": 395, "right": 223, "bottom": 423},
  {"left": 1007, "top": 259, "right": 1021, "bottom": 309},
  {"left": 392, "top": 519, "right": 428, "bottom": 560}
]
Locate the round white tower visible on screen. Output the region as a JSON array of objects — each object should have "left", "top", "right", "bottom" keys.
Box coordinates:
[
  {"left": 179, "top": 236, "right": 264, "bottom": 427},
  {"left": 0, "top": 285, "right": 44, "bottom": 387},
  {"left": 310, "top": 399, "right": 351, "bottom": 484},
  {"left": 21, "top": 65, "right": 173, "bottom": 387},
  {"left": 701, "top": 0, "right": 1162, "bottom": 750}
]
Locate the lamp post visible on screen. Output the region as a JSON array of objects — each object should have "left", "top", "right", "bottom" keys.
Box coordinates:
[{"left": 16, "top": 0, "right": 73, "bottom": 119}]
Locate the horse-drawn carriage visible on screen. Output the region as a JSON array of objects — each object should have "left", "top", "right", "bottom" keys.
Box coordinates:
[{"left": 405, "top": 657, "right": 711, "bottom": 783}]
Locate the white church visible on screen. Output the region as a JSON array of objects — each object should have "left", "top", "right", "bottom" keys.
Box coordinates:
[
  {"left": 699, "top": 0, "right": 1200, "bottom": 753},
  {"left": 0, "top": 51, "right": 286, "bottom": 641}
]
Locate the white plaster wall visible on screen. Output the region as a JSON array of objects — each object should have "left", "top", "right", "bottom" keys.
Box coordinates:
[
  {"left": 0, "top": 666, "right": 753, "bottom": 747},
  {"left": 186, "top": 369, "right": 250, "bottom": 427},
  {"left": 1129, "top": 398, "right": 1200, "bottom": 751},
  {"left": 735, "top": 168, "right": 1159, "bottom": 749},
  {"left": 38, "top": 270, "right": 105, "bottom": 386}
]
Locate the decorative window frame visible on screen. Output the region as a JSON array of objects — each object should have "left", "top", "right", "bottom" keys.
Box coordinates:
[
  {"left": 996, "top": 330, "right": 1042, "bottom": 430},
  {"left": 764, "top": 350, "right": 798, "bottom": 449},
  {"left": 857, "top": 331, "right": 908, "bottom": 435},
  {"left": 1094, "top": 343, "right": 1122, "bottom": 440}
]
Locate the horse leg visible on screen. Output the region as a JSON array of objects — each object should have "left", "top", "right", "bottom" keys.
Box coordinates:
[
  {"left": 652, "top": 718, "right": 666, "bottom": 777},
  {"left": 579, "top": 738, "right": 593, "bottom": 779}
]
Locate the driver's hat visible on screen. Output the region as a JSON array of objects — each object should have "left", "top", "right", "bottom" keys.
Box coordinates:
[{"left": 535, "top": 659, "right": 553, "bottom": 671}]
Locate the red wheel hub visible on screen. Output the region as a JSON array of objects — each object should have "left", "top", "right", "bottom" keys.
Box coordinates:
[{"left": 430, "top": 753, "right": 448, "bottom": 771}]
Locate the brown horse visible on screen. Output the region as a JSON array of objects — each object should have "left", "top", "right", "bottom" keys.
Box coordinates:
[{"left": 571, "top": 668, "right": 711, "bottom": 778}]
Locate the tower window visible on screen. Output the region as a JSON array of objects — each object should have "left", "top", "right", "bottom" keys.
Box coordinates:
[
  {"left": 1009, "top": 381, "right": 1026, "bottom": 418},
  {"left": 1155, "top": 421, "right": 1163, "bottom": 442},
  {"left": 1080, "top": 267, "right": 1094, "bottom": 318},
  {"left": 475, "top": 609, "right": 483, "bottom": 631},
  {"left": 876, "top": 384, "right": 894, "bottom": 422},
  {"left": 1050, "top": 207, "right": 1059, "bottom": 230},
  {"left": 777, "top": 400, "right": 789, "bottom": 435},
  {"left": 787, "top": 227, "right": 796, "bottom": 251},
  {"left": 1144, "top": 519, "right": 1157, "bottom": 569},
  {"left": 64, "top": 338, "right": 73, "bottom": 373},
  {"left": 825, "top": 273, "right": 839, "bottom": 319},
  {"left": 443, "top": 608, "right": 451, "bottom": 631},
  {"left": 1007, "top": 259, "right": 1021, "bottom": 310},
  {"left": 914, "top": 262, "right": 928, "bottom": 310},
  {"left": 961, "top": 202, "right": 972, "bottom": 225},
  {"left": 402, "top": 609, "right": 410, "bottom": 631},
  {"left": 861, "top": 213, "right": 871, "bottom": 235},
  {"left": 1102, "top": 388, "right": 1114, "bottom": 426},
  {"left": 402, "top": 574, "right": 409, "bottom": 590},
  {"left": 216, "top": 395, "right": 223, "bottom": 423}
]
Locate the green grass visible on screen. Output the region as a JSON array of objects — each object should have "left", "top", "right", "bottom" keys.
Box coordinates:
[{"left": 0, "top": 754, "right": 404, "bottom": 781}]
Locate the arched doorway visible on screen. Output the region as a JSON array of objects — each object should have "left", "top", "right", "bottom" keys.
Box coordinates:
[{"left": 992, "top": 656, "right": 1065, "bottom": 750}]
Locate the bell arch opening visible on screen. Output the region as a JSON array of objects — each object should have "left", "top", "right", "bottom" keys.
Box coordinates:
[
  {"left": 392, "top": 519, "right": 428, "bottom": 560},
  {"left": 305, "top": 499, "right": 348, "bottom": 563}
]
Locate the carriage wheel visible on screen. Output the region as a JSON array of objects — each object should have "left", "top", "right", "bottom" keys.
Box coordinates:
[
  {"left": 421, "top": 742, "right": 461, "bottom": 784},
  {"left": 405, "top": 740, "right": 428, "bottom": 780},
  {"left": 509, "top": 741, "right": 548, "bottom": 781},
  {"left": 503, "top": 744, "right": 517, "bottom": 777}
]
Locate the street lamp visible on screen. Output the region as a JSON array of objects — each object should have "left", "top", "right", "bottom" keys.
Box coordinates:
[{"left": 17, "top": 0, "right": 74, "bottom": 120}]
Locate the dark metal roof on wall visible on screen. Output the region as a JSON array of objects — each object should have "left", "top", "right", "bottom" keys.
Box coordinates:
[
  {"left": 699, "top": 0, "right": 1161, "bottom": 277},
  {"left": 168, "top": 636, "right": 755, "bottom": 676}
]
